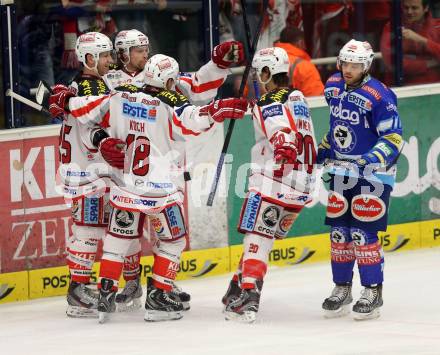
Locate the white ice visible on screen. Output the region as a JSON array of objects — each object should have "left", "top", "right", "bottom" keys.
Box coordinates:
[{"left": 1, "top": 248, "right": 440, "bottom": 355}]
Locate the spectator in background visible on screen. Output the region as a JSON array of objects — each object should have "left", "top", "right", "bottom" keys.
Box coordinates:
[
  {"left": 60, "top": 0, "right": 117, "bottom": 71},
  {"left": 381, "top": 0, "right": 440, "bottom": 85},
  {"left": 17, "top": 2, "right": 58, "bottom": 90},
  {"left": 274, "top": 26, "right": 324, "bottom": 96}
]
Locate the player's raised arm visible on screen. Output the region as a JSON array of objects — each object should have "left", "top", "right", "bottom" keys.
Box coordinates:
[{"left": 176, "top": 41, "right": 245, "bottom": 105}]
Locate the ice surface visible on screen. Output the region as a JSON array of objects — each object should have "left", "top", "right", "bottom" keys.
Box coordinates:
[{"left": 1, "top": 248, "right": 439, "bottom": 355}]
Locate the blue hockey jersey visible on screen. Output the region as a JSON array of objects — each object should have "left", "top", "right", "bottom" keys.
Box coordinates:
[{"left": 322, "top": 72, "right": 403, "bottom": 186}]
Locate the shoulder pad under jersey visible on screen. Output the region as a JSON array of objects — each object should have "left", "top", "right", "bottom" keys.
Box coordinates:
[
  {"left": 257, "top": 88, "right": 293, "bottom": 107},
  {"left": 114, "top": 84, "right": 141, "bottom": 93},
  {"left": 73, "top": 76, "right": 110, "bottom": 96},
  {"left": 156, "top": 89, "right": 189, "bottom": 107}
]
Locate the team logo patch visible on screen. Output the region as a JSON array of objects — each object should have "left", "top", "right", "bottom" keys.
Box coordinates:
[
  {"left": 151, "top": 217, "right": 165, "bottom": 235},
  {"left": 279, "top": 214, "right": 295, "bottom": 234},
  {"left": 351, "top": 228, "right": 367, "bottom": 245},
  {"left": 330, "top": 227, "right": 347, "bottom": 243},
  {"left": 115, "top": 210, "right": 135, "bottom": 228},
  {"left": 262, "top": 104, "right": 283, "bottom": 120},
  {"left": 262, "top": 206, "right": 280, "bottom": 228},
  {"left": 333, "top": 120, "right": 356, "bottom": 153},
  {"left": 327, "top": 191, "right": 348, "bottom": 218},
  {"left": 351, "top": 195, "right": 386, "bottom": 222}
]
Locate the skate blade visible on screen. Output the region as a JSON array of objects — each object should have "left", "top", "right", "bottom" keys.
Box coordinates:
[
  {"left": 116, "top": 297, "right": 142, "bottom": 312},
  {"left": 182, "top": 301, "right": 190, "bottom": 311},
  {"left": 144, "top": 310, "right": 183, "bottom": 322},
  {"left": 98, "top": 311, "right": 110, "bottom": 324},
  {"left": 353, "top": 308, "right": 381, "bottom": 321},
  {"left": 66, "top": 305, "right": 98, "bottom": 319},
  {"left": 224, "top": 310, "right": 257, "bottom": 324},
  {"left": 323, "top": 304, "right": 351, "bottom": 319}
]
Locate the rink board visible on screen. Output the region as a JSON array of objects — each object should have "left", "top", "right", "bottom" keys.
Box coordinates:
[
  {"left": 1, "top": 218, "right": 438, "bottom": 304},
  {"left": 0, "top": 84, "right": 439, "bottom": 304}
]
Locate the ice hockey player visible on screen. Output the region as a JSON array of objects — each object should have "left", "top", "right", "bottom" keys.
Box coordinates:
[
  {"left": 222, "top": 47, "right": 318, "bottom": 323},
  {"left": 51, "top": 32, "right": 113, "bottom": 318},
  {"left": 317, "top": 39, "right": 403, "bottom": 320},
  {"left": 103, "top": 29, "right": 149, "bottom": 89},
  {"left": 49, "top": 54, "right": 248, "bottom": 323},
  {"left": 104, "top": 28, "right": 244, "bottom": 103},
  {"left": 102, "top": 29, "right": 245, "bottom": 312}
]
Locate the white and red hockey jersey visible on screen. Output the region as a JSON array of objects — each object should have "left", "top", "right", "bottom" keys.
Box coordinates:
[
  {"left": 58, "top": 74, "right": 113, "bottom": 198},
  {"left": 249, "top": 88, "right": 318, "bottom": 208},
  {"left": 67, "top": 88, "right": 216, "bottom": 212},
  {"left": 104, "top": 60, "right": 229, "bottom": 105}
]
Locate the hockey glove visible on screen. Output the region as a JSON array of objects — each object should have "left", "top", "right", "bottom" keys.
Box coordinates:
[
  {"left": 271, "top": 129, "right": 298, "bottom": 177},
  {"left": 207, "top": 98, "right": 248, "bottom": 123},
  {"left": 48, "top": 85, "right": 76, "bottom": 118},
  {"left": 99, "top": 137, "right": 126, "bottom": 169},
  {"left": 212, "top": 41, "right": 245, "bottom": 69},
  {"left": 316, "top": 133, "right": 331, "bottom": 165},
  {"left": 273, "top": 142, "right": 298, "bottom": 177},
  {"left": 355, "top": 153, "right": 382, "bottom": 176}
]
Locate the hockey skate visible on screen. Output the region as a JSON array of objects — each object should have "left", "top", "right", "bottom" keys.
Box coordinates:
[
  {"left": 322, "top": 283, "right": 353, "bottom": 318},
  {"left": 144, "top": 277, "right": 184, "bottom": 322},
  {"left": 66, "top": 281, "right": 99, "bottom": 318},
  {"left": 352, "top": 284, "right": 383, "bottom": 321},
  {"left": 170, "top": 281, "right": 191, "bottom": 311},
  {"left": 115, "top": 276, "right": 143, "bottom": 312},
  {"left": 98, "top": 278, "right": 117, "bottom": 324},
  {"left": 224, "top": 280, "right": 263, "bottom": 324},
  {"left": 221, "top": 277, "right": 241, "bottom": 309}
]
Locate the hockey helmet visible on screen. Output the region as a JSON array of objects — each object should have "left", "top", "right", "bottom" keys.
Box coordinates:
[
  {"left": 75, "top": 32, "right": 113, "bottom": 69},
  {"left": 144, "top": 54, "right": 179, "bottom": 89},
  {"left": 337, "top": 39, "right": 374, "bottom": 72},
  {"left": 252, "top": 47, "right": 290, "bottom": 84},
  {"left": 115, "top": 29, "right": 149, "bottom": 57}
]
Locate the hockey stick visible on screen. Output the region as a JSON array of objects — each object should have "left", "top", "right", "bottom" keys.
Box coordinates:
[
  {"left": 207, "top": 0, "right": 269, "bottom": 206},
  {"left": 241, "top": 2, "right": 261, "bottom": 101},
  {"left": 5, "top": 88, "right": 50, "bottom": 114}
]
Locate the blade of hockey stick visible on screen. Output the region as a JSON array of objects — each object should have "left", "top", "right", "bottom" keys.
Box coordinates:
[
  {"left": 6, "top": 89, "right": 50, "bottom": 114},
  {"left": 35, "top": 80, "right": 54, "bottom": 105},
  {"left": 207, "top": 0, "right": 269, "bottom": 206}
]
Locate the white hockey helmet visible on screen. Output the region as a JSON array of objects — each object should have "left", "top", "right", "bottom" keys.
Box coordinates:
[
  {"left": 115, "top": 29, "right": 149, "bottom": 56},
  {"left": 144, "top": 54, "right": 179, "bottom": 89},
  {"left": 337, "top": 39, "right": 374, "bottom": 72},
  {"left": 75, "top": 32, "right": 113, "bottom": 69},
  {"left": 252, "top": 47, "right": 290, "bottom": 84}
]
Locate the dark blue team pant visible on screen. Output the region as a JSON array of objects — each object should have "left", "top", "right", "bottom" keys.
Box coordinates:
[{"left": 325, "top": 175, "right": 392, "bottom": 286}]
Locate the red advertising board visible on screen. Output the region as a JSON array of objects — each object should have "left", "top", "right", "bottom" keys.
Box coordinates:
[{"left": 0, "top": 127, "right": 158, "bottom": 273}]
